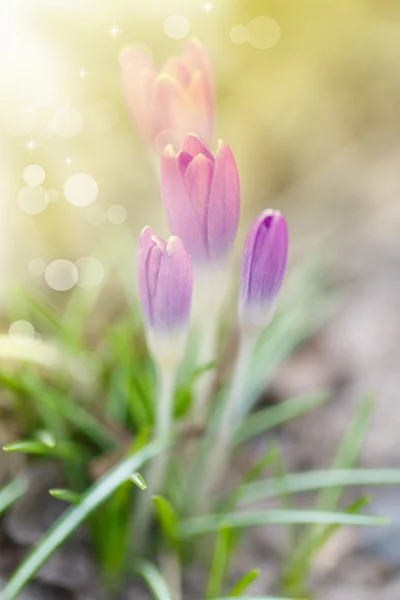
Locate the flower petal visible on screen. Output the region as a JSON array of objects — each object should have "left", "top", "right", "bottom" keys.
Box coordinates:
[
  {"left": 151, "top": 74, "right": 195, "bottom": 148},
  {"left": 181, "top": 132, "right": 214, "bottom": 163},
  {"left": 183, "top": 153, "right": 214, "bottom": 259},
  {"left": 207, "top": 140, "right": 240, "bottom": 260},
  {"left": 160, "top": 146, "right": 208, "bottom": 260}
]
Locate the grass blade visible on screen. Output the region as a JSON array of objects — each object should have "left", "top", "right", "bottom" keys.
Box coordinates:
[
  {"left": 205, "top": 527, "right": 232, "bottom": 599},
  {"left": 239, "top": 468, "right": 400, "bottom": 504},
  {"left": 0, "top": 478, "right": 27, "bottom": 516},
  {"left": 49, "top": 489, "right": 81, "bottom": 504},
  {"left": 229, "top": 569, "right": 259, "bottom": 596},
  {"left": 152, "top": 495, "right": 179, "bottom": 551},
  {"left": 179, "top": 509, "right": 387, "bottom": 538},
  {"left": 234, "top": 392, "right": 329, "bottom": 446},
  {"left": 133, "top": 560, "right": 173, "bottom": 600},
  {"left": 282, "top": 395, "right": 375, "bottom": 594},
  {"left": 1, "top": 439, "right": 168, "bottom": 600}
]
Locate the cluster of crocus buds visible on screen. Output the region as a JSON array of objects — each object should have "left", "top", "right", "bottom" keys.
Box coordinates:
[{"left": 124, "top": 39, "right": 288, "bottom": 363}]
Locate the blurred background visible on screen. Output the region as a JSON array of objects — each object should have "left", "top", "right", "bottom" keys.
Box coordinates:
[{"left": 1, "top": 0, "right": 400, "bottom": 598}]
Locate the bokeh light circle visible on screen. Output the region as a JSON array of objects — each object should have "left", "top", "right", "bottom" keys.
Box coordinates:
[
  {"left": 76, "top": 257, "right": 105, "bottom": 289},
  {"left": 29, "top": 258, "right": 47, "bottom": 275},
  {"left": 107, "top": 204, "right": 127, "bottom": 224},
  {"left": 163, "top": 14, "right": 190, "bottom": 40},
  {"left": 18, "top": 186, "right": 49, "bottom": 215},
  {"left": 23, "top": 164, "right": 46, "bottom": 186},
  {"left": 89, "top": 101, "right": 119, "bottom": 132},
  {"left": 64, "top": 174, "right": 98, "bottom": 207},
  {"left": 247, "top": 16, "right": 281, "bottom": 50},
  {"left": 230, "top": 24, "right": 249, "bottom": 45},
  {"left": 45, "top": 259, "right": 79, "bottom": 291},
  {"left": 9, "top": 320, "right": 36, "bottom": 345},
  {"left": 49, "top": 106, "right": 83, "bottom": 138}
]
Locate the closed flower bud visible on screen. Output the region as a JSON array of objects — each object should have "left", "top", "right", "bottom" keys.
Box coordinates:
[
  {"left": 120, "top": 39, "right": 214, "bottom": 151},
  {"left": 239, "top": 210, "right": 288, "bottom": 334},
  {"left": 160, "top": 133, "right": 240, "bottom": 263},
  {"left": 137, "top": 226, "right": 192, "bottom": 366}
]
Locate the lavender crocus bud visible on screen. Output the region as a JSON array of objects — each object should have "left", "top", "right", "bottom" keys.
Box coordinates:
[
  {"left": 160, "top": 133, "right": 240, "bottom": 263},
  {"left": 137, "top": 226, "right": 192, "bottom": 367},
  {"left": 239, "top": 210, "right": 288, "bottom": 335}
]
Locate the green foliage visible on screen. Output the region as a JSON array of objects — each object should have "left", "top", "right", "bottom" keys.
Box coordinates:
[
  {"left": 0, "top": 266, "right": 395, "bottom": 600},
  {"left": 1, "top": 439, "right": 168, "bottom": 600}
]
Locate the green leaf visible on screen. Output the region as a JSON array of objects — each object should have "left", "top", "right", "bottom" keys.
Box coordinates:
[
  {"left": 239, "top": 468, "right": 400, "bottom": 504},
  {"left": 130, "top": 472, "right": 147, "bottom": 490},
  {"left": 229, "top": 569, "right": 259, "bottom": 596},
  {"left": 205, "top": 527, "right": 232, "bottom": 599},
  {"left": 49, "top": 489, "right": 81, "bottom": 504},
  {"left": 0, "top": 478, "right": 27, "bottom": 516},
  {"left": 179, "top": 508, "right": 387, "bottom": 538},
  {"left": 1, "top": 438, "right": 168, "bottom": 600},
  {"left": 3, "top": 439, "right": 86, "bottom": 461},
  {"left": 133, "top": 560, "right": 173, "bottom": 600},
  {"left": 235, "top": 391, "right": 329, "bottom": 446},
  {"left": 282, "top": 395, "right": 375, "bottom": 594},
  {"left": 152, "top": 495, "right": 179, "bottom": 551}
]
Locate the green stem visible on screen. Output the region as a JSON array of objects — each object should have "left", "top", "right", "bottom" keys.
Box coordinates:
[
  {"left": 132, "top": 365, "right": 176, "bottom": 551},
  {"left": 202, "top": 333, "right": 256, "bottom": 505}
]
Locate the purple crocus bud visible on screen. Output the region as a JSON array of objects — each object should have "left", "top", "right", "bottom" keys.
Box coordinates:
[
  {"left": 239, "top": 210, "right": 288, "bottom": 334},
  {"left": 137, "top": 226, "right": 192, "bottom": 365},
  {"left": 160, "top": 133, "right": 240, "bottom": 263}
]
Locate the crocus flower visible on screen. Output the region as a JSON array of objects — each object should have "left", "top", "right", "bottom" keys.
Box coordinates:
[
  {"left": 160, "top": 133, "right": 240, "bottom": 263},
  {"left": 239, "top": 210, "right": 288, "bottom": 333},
  {"left": 137, "top": 226, "right": 192, "bottom": 365},
  {"left": 120, "top": 39, "right": 214, "bottom": 151}
]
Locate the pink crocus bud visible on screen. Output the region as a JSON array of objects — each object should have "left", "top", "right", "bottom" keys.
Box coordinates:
[
  {"left": 137, "top": 226, "right": 192, "bottom": 366},
  {"left": 120, "top": 39, "right": 214, "bottom": 152},
  {"left": 160, "top": 133, "right": 240, "bottom": 263},
  {"left": 239, "top": 210, "right": 288, "bottom": 335}
]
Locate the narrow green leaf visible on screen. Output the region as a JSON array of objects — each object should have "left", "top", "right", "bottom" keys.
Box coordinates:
[
  {"left": 3, "top": 439, "right": 85, "bottom": 462},
  {"left": 3, "top": 440, "right": 52, "bottom": 454},
  {"left": 1, "top": 439, "right": 168, "bottom": 600},
  {"left": 179, "top": 509, "right": 387, "bottom": 538},
  {"left": 235, "top": 391, "right": 329, "bottom": 446},
  {"left": 205, "top": 527, "right": 232, "bottom": 599},
  {"left": 0, "top": 479, "right": 27, "bottom": 516},
  {"left": 130, "top": 472, "right": 147, "bottom": 490},
  {"left": 221, "top": 446, "right": 277, "bottom": 513},
  {"left": 282, "top": 395, "right": 375, "bottom": 593},
  {"left": 49, "top": 489, "right": 81, "bottom": 505},
  {"left": 239, "top": 469, "right": 400, "bottom": 504},
  {"left": 229, "top": 569, "right": 259, "bottom": 596},
  {"left": 152, "top": 495, "right": 179, "bottom": 550},
  {"left": 133, "top": 560, "right": 173, "bottom": 600}
]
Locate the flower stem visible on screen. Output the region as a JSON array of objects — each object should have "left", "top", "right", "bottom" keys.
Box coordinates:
[
  {"left": 132, "top": 365, "right": 176, "bottom": 552},
  {"left": 202, "top": 332, "right": 256, "bottom": 502}
]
